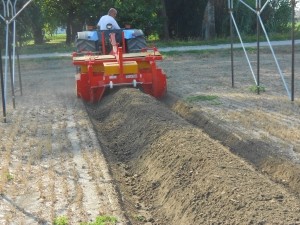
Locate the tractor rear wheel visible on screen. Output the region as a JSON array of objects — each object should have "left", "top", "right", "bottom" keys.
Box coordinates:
[
  {"left": 75, "top": 39, "right": 98, "bottom": 52},
  {"left": 126, "top": 36, "right": 147, "bottom": 53}
]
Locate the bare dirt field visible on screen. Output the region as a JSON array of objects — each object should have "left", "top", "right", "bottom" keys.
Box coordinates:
[{"left": 1, "top": 45, "right": 300, "bottom": 225}]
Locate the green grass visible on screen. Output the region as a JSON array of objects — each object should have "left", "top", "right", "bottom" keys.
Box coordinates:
[
  {"left": 0, "top": 172, "right": 14, "bottom": 182},
  {"left": 135, "top": 215, "right": 146, "bottom": 222},
  {"left": 52, "top": 215, "right": 117, "bottom": 225},
  {"left": 80, "top": 215, "right": 118, "bottom": 225},
  {"left": 16, "top": 30, "right": 300, "bottom": 55},
  {"left": 53, "top": 216, "right": 68, "bottom": 225},
  {"left": 6, "top": 173, "right": 14, "bottom": 181},
  {"left": 19, "top": 41, "right": 74, "bottom": 55},
  {"left": 149, "top": 30, "right": 300, "bottom": 48},
  {"left": 17, "top": 34, "right": 74, "bottom": 54},
  {"left": 249, "top": 85, "right": 266, "bottom": 93}
]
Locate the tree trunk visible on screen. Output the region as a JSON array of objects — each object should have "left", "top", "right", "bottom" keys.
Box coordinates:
[
  {"left": 66, "top": 9, "right": 73, "bottom": 45},
  {"left": 66, "top": 8, "right": 84, "bottom": 45},
  {"left": 202, "top": 0, "right": 216, "bottom": 40},
  {"left": 28, "top": 3, "right": 44, "bottom": 44},
  {"left": 160, "top": 0, "right": 170, "bottom": 40},
  {"left": 72, "top": 22, "right": 83, "bottom": 41},
  {"left": 66, "top": 20, "right": 72, "bottom": 45},
  {"left": 33, "top": 28, "right": 44, "bottom": 44}
]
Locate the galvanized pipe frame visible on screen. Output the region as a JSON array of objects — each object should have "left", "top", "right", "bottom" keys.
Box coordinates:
[
  {"left": 0, "top": 46, "right": 6, "bottom": 123},
  {"left": 0, "top": 0, "right": 33, "bottom": 122},
  {"left": 2, "top": 0, "right": 16, "bottom": 111},
  {"left": 229, "top": 8, "right": 258, "bottom": 85},
  {"left": 228, "top": 0, "right": 296, "bottom": 101}
]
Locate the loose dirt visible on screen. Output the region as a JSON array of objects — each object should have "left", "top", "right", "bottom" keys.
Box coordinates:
[
  {"left": 1, "top": 46, "right": 300, "bottom": 225},
  {"left": 0, "top": 59, "right": 127, "bottom": 224}
]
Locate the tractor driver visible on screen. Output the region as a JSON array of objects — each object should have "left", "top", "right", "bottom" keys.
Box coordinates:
[{"left": 97, "top": 8, "right": 121, "bottom": 30}]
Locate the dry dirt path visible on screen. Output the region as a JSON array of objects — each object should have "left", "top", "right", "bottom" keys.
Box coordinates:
[{"left": 0, "top": 59, "right": 127, "bottom": 224}]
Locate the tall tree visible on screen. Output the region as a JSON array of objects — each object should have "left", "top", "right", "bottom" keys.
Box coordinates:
[
  {"left": 3, "top": 0, "right": 293, "bottom": 45},
  {"left": 160, "top": 0, "right": 170, "bottom": 40},
  {"left": 202, "top": 0, "right": 216, "bottom": 40},
  {"left": 29, "top": 2, "right": 44, "bottom": 44},
  {"left": 43, "top": 0, "right": 82, "bottom": 44},
  {"left": 115, "top": 0, "right": 163, "bottom": 37},
  {"left": 165, "top": 0, "right": 208, "bottom": 39},
  {"left": 214, "top": 1, "right": 228, "bottom": 37},
  {"left": 38, "top": 0, "right": 102, "bottom": 45}
]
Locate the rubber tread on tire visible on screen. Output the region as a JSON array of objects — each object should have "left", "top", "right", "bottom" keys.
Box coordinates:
[
  {"left": 126, "top": 36, "right": 147, "bottom": 53},
  {"left": 76, "top": 39, "right": 97, "bottom": 52}
]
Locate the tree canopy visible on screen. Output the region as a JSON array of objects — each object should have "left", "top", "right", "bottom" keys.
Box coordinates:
[{"left": 0, "top": 0, "right": 295, "bottom": 46}]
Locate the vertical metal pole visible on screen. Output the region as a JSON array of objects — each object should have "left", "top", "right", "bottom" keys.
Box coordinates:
[
  {"left": 16, "top": 41, "right": 22, "bottom": 95},
  {"left": 291, "top": 0, "right": 295, "bottom": 101},
  {"left": 8, "top": 23, "right": 16, "bottom": 109},
  {"left": 12, "top": 0, "right": 17, "bottom": 85},
  {"left": 256, "top": 0, "right": 261, "bottom": 94},
  {"left": 12, "top": 0, "right": 22, "bottom": 96},
  {"left": 2, "top": 0, "right": 7, "bottom": 17},
  {"left": 4, "top": 22, "right": 9, "bottom": 106},
  {"left": 229, "top": 0, "right": 234, "bottom": 88},
  {"left": 0, "top": 46, "right": 7, "bottom": 123}
]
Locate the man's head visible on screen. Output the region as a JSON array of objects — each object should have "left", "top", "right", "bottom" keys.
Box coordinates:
[{"left": 108, "top": 8, "right": 117, "bottom": 18}]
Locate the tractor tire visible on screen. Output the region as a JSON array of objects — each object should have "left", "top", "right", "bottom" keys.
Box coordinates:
[
  {"left": 126, "top": 36, "right": 147, "bottom": 53},
  {"left": 75, "top": 39, "right": 97, "bottom": 53}
]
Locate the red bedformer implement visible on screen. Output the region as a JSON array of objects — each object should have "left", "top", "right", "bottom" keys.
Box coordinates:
[{"left": 72, "top": 30, "right": 167, "bottom": 103}]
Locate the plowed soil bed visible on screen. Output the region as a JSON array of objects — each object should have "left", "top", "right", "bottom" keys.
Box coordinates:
[{"left": 1, "top": 46, "right": 300, "bottom": 225}]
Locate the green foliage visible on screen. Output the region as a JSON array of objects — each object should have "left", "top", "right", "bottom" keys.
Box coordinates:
[
  {"left": 267, "top": 0, "right": 292, "bottom": 33},
  {"left": 80, "top": 215, "right": 117, "bottom": 225},
  {"left": 166, "top": 0, "right": 208, "bottom": 39},
  {"left": 231, "top": 0, "right": 292, "bottom": 36},
  {"left": 53, "top": 216, "right": 68, "bottom": 225},
  {"left": 0, "top": 0, "right": 296, "bottom": 48},
  {"left": 6, "top": 173, "right": 14, "bottom": 181},
  {"left": 115, "top": 0, "right": 163, "bottom": 36},
  {"left": 135, "top": 215, "right": 146, "bottom": 222},
  {"left": 249, "top": 85, "right": 266, "bottom": 93}
]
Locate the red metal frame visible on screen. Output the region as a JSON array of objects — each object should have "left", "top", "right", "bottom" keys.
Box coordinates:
[{"left": 72, "top": 31, "right": 167, "bottom": 103}]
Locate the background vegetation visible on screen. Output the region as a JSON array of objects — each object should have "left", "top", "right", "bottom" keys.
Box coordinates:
[{"left": 0, "top": 0, "right": 298, "bottom": 49}]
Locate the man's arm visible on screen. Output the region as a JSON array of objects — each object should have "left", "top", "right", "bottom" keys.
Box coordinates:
[{"left": 111, "top": 18, "right": 120, "bottom": 29}]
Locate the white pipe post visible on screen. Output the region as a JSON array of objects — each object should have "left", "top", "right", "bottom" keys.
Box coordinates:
[
  {"left": 230, "top": 12, "right": 258, "bottom": 85},
  {"left": 12, "top": 0, "right": 17, "bottom": 85},
  {"left": 257, "top": 15, "right": 291, "bottom": 99},
  {"left": 229, "top": 0, "right": 235, "bottom": 87},
  {"left": 4, "top": 17, "right": 9, "bottom": 107},
  {"left": 2, "top": 0, "right": 6, "bottom": 17},
  {"left": 9, "top": 0, "right": 34, "bottom": 23}
]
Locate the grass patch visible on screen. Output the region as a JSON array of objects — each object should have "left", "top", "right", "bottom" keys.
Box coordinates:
[
  {"left": 0, "top": 172, "right": 14, "bottom": 182},
  {"left": 148, "top": 31, "right": 300, "bottom": 48},
  {"left": 17, "top": 34, "right": 74, "bottom": 55},
  {"left": 53, "top": 216, "right": 68, "bottom": 225},
  {"left": 80, "top": 215, "right": 117, "bottom": 225},
  {"left": 135, "top": 215, "right": 146, "bottom": 222},
  {"left": 185, "top": 94, "right": 221, "bottom": 105},
  {"left": 6, "top": 173, "right": 14, "bottom": 181},
  {"left": 249, "top": 85, "right": 266, "bottom": 93},
  {"left": 19, "top": 42, "right": 74, "bottom": 55},
  {"left": 16, "top": 31, "right": 300, "bottom": 56}
]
